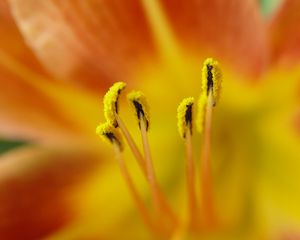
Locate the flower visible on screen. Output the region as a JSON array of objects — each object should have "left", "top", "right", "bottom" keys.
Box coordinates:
[{"left": 0, "top": 0, "right": 300, "bottom": 239}]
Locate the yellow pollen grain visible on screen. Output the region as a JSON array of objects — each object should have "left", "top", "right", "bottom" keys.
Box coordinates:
[
  {"left": 96, "top": 122, "right": 124, "bottom": 151},
  {"left": 103, "top": 82, "right": 126, "bottom": 127},
  {"left": 201, "top": 58, "right": 222, "bottom": 105},
  {"left": 196, "top": 94, "right": 207, "bottom": 134},
  {"left": 177, "top": 97, "right": 194, "bottom": 139},
  {"left": 127, "top": 91, "right": 150, "bottom": 130}
]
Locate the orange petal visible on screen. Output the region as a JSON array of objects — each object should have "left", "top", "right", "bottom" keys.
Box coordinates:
[
  {"left": 0, "top": 146, "right": 101, "bottom": 239},
  {"left": 1, "top": 0, "right": 94, "bottom": 144},
  {"left": 7, "top": 0, "right": 156, "bottom": 90},
  {"left": 8, "top": 0, "right": 267, "bottom": 90},
  {"left": 269, "top": 0, "right": 300, "bottom": 66},
  {"left": 159, "top": 0, "right": 268, "bottom": 77},
  {"left": 0, "top": 63, "right": 77, "bottom": 144},
  {"left": 0, "top": 0, "right": 46, "bottom": 74}
]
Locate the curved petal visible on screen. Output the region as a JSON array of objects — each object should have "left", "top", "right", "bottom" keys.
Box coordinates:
[
  {"left": 0, "top": 1, "right": 102, "bottom": 144},
  {"left": 0, "top": 50, "right": 102, "bottom": 144},
  {"left": 8, "top": 0, "right": 267, "bottom": 91},
  {"left": 0, "top": 0, "right": 45, "bottom": 73},
  {"left": 160, "top": 0, "right": 268, "bottom": 77},
  {"left": 269, "top": 0, "right": 300, "bottom": 66},
  {"left": 0, "top": 58, "right": 78, "bottom": 144},
  {"left": 0, "top": 146, "right": 102, "bottom": 239},
  {"left": 8, "top": 0, "right": 156, "bottom": 90}
]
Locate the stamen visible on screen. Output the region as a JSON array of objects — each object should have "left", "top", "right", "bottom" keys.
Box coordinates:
[
  {"left": 103, "top": 83, "right": 147, "bottom": 176},
  {"left": 127, "top": 91, "right": 150, "bottom": 130},
  {"left": 96, "top": 122, "right": 124, "bottom": 151},
  {"left": 96, "top": 123, "right": 157, "bottom": 232},
  {"left": 112, "top": 144, "right": 158, "bottom": 234},
  {"left": 114, "top": 114, "right": 148, "bottom": 176},
  {"left": 97, "top": 57, "right": 223, "bottom": 236},
  {"left": 177, "top": 97, "right": 194, "bottom": 139},
  {"left": 129, "top": 91, "right": 178, "bottom": 228},
  {"left": 103, "top": 82, "right": 126, "bottom": 127},
  {"left": 177, "top": 98, "right": 198, "bottom": 229},
  {"left": 198, "top": 58, "right": 222, "bottom": 227},
  {"left": 201, "top": 91, "right": 216, "bottom": 227},
  {"left": 201, "top": 58, "right": 222, "bottom": 106}
]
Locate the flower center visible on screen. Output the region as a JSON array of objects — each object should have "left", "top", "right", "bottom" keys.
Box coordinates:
[{"left": 96, "top": 57, "right": 222, "bottom": 238}]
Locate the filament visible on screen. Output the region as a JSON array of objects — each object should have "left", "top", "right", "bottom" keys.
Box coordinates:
[
  {"left": 185, "top": 127, "right": 198, "bottom": 229},
  {"left": 112, "top": 143, "right": 155, "bottom": 232},
  {"left": 200, "top": 90, "right": 216, "bottom": 227}
]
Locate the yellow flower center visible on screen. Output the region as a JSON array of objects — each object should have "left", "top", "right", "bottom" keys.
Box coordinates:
[{"left": 97, "top": 57, "right": 223, "bottom": 238}]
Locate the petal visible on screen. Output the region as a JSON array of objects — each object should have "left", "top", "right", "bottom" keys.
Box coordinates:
[
  {"left": 8, "top": 0, "right": 156, "bottom": 90},
  {"left": 0, "top": 59, "right": 76, "bottom": 144},
  {"left": 0, "top": 146, "right": 101, "bottom": 239},
  {"left": 159, "top": 0, "right": 268, "bottom": 77},
  {"left": 0, "top": 52, "right": 101, "bottom": 145},
  {"left": 8, "top": 0, "right": 267, "bottom": 92},
  {"left": 269, "top": 0, "right": 300, "bottom": 66},
  {"left": 1, "top": 0, "right": 98, "bottom": 144},
  {"left": 0, "top": 0, "right": 45, "bottom": 73}
]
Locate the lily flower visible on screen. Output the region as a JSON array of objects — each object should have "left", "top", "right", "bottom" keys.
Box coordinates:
[{"left": 0, "top": 0, "right": 300, "bottom": 239}]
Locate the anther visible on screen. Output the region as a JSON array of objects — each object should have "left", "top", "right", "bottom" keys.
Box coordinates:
[
  {"left": 127, "top": 91, "right": 150, "bottom": 130},
  {"left": 177, "top": 97, "right": 198, "bottom": 229},
  {"left": 103, "top": 82, "right": 126, "bottom": 127},
  {"left": 177, "top": 97, "right": 194, "bottom": 139},
  {"left": 201, "top": 58, "right": 222, "bottom": 106},
  {"left": 96, "top": 122, "right": 124, "bottom": 151},
  {"left": 197, "top": 58, "right": 222, "bottom": 133},
  {"left": 198, "top": 58, "right": 222, "bottom": 227}
]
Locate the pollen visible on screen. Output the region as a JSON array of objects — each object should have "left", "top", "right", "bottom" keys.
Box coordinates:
[
  {"left": 103, "top": 82, "right": 126, "bottom": 127},
  {"left": 196, "top": 94, "right": 207, "bottom": 133},
  {"left": 201, "top": 58, "right": 222, "bottom": 106},
  {"left": 177, "top": 97, "right": 194, "bottom": 139},
  {"left": 127, "top": 91, "right": 150, "bottom": 131},
  {"left": 96, "top": 122, "right": 124, "bottom": 151}
]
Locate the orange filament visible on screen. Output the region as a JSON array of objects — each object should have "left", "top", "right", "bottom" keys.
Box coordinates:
[
  {"left": 114, "top": 112, "right": 178, "bottom": 234},
  {"left": 140, "top": 117, "right": 179, "bottom": 231},
  {"left": 112, "top": 144, "right": 156, "bottom": 233},
  {"left": 114, "top": 113, "right": 147, "bottom": 176},
  {"left": 185, "top": 126, "right": 198, "bottom": 230},
  {"left": 201, "top": 90, "right": 216, "bottom": 228}
]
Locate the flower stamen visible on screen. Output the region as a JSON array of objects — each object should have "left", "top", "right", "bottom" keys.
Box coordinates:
[
  {"left": 177, "top": 98, "right": 198, "bottom": 229},
  {"left": 97, "top": 57, "right": 222, "bottom": 236},
  {"left": 104, "top": 82, "right": 147, "bottom": 176},
  {"left": 128, "top": 91, "right": 178, "bottom": 229},
  {"left": 198, "top": 57, "right": 222, "bottom": 227},
  {"left": 96, "top": 123, "right": 155, "bottom": 231},
  {"left": 103, "top": 81, "right": 126, "bottom": 127}
]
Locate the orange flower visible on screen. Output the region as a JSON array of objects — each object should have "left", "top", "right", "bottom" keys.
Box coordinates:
[{"left": 0, "top": 0, "right": 300, "bottom": 239}]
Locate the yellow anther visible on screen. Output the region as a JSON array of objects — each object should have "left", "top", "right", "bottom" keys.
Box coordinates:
[
  {"left": 201, "top": 58, "right": 222, "bottom": 106},
  {"left": 96, "top": 122, "right": 124, "bottom": 151},
  {"left": 196, "top": 94, "right": 207, "bottom": 133},
  {"left": 127, "top": 91, "right": 150, "bottom": 131},
  {"left": 103, "top": 82, "right": 126, "bottom": 127},
  {"left": 177, "top": 97, "right": 194, "bottom": 139}
]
